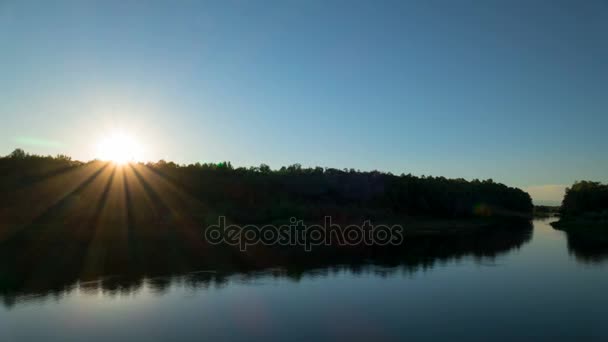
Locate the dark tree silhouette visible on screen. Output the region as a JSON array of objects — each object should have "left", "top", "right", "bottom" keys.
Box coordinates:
[
  {"left": 0, "top": 150, "right": 533, "bottom": 224},
  {"left": 0, "top": 150, "right": 537, "bottom": 303},
  {"left": 553, "top": 181, "right": 608, "bottom": 230}
]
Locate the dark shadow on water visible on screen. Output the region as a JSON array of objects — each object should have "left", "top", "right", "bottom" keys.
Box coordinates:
[
  {"left": 561, "top": 228, "right": 608, "bottom": 264},
  {"left": 0, "top": 221, "right": 533, "bottom": 308}
]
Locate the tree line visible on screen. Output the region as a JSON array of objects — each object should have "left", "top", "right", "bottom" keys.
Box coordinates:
[
  {"left": 0, "top": 149, "right": 533, "bottom": 223},
  {"left": 559, "top": 181, "right": 608, "bottom": 220}
]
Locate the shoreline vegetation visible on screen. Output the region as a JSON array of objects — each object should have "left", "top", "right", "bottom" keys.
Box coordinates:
[
  {"left": 549, "top": 181, "right": 608, "bottom": 264},
  {"left": 533, "top": 205, "right": 560, "bottom": 218},
  {"left": 1, "top": 149, "right": 533, "bottom": 229},
  {"left": 0, "top": 149, "right": 535, "bottom": 300},
  {"left": 551, "top": 181, "right": 608, "bottom": 230}
]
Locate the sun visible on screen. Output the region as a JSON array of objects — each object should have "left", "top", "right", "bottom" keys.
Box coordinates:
[{"left": 96, "top": 132, "right": 143, "bottom": 164}]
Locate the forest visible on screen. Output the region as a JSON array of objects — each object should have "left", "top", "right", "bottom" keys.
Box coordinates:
[
  {"left": 0, "top": 149, "right": 535, "bottom": 301},
  {"left": 553, "top": 181, "right": 608, "bottom": 228},
  {"left": 0, "top": 149, "right": 533, "bottom": 225}
]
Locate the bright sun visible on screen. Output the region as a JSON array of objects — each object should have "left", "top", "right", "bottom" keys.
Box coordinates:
[{"left": 96, "top": 132, "right": 143, "bottom": 164}]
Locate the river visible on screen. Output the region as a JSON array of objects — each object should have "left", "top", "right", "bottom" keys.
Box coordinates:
[{"left": 1, "top": 218, "right": 607, "bottom": 341}]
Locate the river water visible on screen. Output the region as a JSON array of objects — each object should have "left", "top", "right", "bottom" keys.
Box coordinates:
[{"left": 1, "top": 218, "right": 607, "bottom": 341}]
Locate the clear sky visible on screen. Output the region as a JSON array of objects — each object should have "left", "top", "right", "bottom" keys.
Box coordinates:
[{"left": 1, "top": 0, "right": 607, "bottom": 204}]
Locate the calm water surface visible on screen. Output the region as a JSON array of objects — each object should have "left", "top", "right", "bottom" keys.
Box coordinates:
[{"left": 1, "top": 219, "right": 607, "bottom": 341}]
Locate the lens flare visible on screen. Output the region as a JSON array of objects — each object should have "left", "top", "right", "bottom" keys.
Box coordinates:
[{"left": 96, "top": 132, "right": 143, "bottom": 164}]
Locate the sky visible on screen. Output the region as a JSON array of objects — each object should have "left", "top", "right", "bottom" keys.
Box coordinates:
[{"left": 1, "top": 0, "right": 607, "bottom": 204}]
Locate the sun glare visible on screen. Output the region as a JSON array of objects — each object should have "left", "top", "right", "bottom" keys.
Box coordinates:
[{"left": 96, "top": 132, "right": 143, "bottom": 164}]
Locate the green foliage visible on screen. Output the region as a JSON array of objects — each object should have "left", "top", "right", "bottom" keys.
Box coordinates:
[
  {"left": 9, "top": 148, "right": 26, "bottom": 159},
  {"left": 560, "top": 181, "right": 608, "bottom": 218},
  {"left": 0, "top": 149, "right": 82, "bottom": 196},
  {"left": 143, "top": 159, "right": 533, "bottom": 223},
  {"left": 0, "top": 150, "right": 533, "bottom": 223}
]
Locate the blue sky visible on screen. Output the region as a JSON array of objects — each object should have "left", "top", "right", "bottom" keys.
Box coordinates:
[{"left": 1, "top": 0, "right": 607, "bottom": 203}]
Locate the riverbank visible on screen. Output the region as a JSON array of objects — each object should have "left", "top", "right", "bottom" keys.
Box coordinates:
[{"left": 551, "top": 218, "right": 608, "bottom": 230}]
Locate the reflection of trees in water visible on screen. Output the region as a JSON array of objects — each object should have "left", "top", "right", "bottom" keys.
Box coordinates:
[
  {"left": 560, "top": 228, "right": 608, "bottom": 264},
  {"left": 0, "top": 222, "right": 532, "bottom": 308},
  {"left": 0, "top": 160, "right": 533, "bottom": 308}
]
